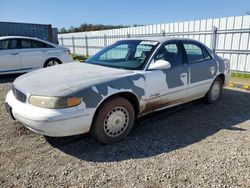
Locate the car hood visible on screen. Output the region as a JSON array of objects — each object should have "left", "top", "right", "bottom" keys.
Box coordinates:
[{"left": 13, "top": 62, "right": 134, "bottom": 96}]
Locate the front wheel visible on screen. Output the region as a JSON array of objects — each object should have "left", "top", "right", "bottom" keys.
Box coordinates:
[
  {"left": 205, "top": 77, "right": 223, "bottom": 104},
  {"left": 92, "top": 97, "right": 135, "bottom": 144}
]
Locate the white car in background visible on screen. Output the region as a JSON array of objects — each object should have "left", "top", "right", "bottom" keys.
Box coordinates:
[{"left": 0, "top": 36, "right": 73, "bottom": 75}]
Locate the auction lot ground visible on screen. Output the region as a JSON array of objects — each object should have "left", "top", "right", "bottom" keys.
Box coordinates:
[{"left": 0, "top": 74, "right": 249, "bottom": 188}]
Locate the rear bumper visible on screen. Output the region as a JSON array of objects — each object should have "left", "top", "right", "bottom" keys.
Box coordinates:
[
  {"left": 5, "top": 91, "right": 95, "bottom": 137},
  {"left": 61, "top": 53, "right": 73, "bottom": 63}
]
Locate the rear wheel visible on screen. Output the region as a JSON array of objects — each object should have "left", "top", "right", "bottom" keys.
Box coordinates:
[
  {"left": 92, "top": 97, "right": 135, "bottom": 144},
  {"left": 205, "top": 77, "right": 223, "bottom": 103},
  {"left": 44, "top": 59, "right": 61, "bottom": 67}
]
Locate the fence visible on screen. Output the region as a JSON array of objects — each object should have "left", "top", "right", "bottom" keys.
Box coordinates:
[{"left": 58, "top": 16, "right": 250, "bottom": 72}]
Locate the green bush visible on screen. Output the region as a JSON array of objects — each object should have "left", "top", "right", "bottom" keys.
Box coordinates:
[
  {"left": 231, "top": 71, "right": 250, "bottom": 78},
  {"left": 71, "top": 54, "right": 90, "bottom": 62}
]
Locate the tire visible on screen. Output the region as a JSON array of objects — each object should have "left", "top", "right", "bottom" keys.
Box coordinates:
[
  {"left": 205, "top": 77, "right": 223, "bottom": 104},
  {"left": 44, "top": 58, "right": 61, "bottom": 67},
  {"left": 92, "top": 96, "right": 135, "bottom": 144}
]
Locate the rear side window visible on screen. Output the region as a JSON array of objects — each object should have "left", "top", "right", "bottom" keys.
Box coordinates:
[
  {"left": 183, "top": 43, "right": 211, "bottom": 63},
  {"left": 21, "top": 39, "right": 54, "bottom": 49},
  {"left": 0, "top": 39, "right": 17, "bottom": 50},
  {"left": 203, "top": 48, "right": 212, "bottom": 60}
]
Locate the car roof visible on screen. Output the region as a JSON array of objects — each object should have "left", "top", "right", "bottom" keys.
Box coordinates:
[
  {"left": 0, "top": 36, "right": 43, "bottom": 40},
  {"left": 124, "top": 37, "right": 202, "bottom": 44},
  {"left": 0, "top": 36, "right": 58, "bottom": 47}
]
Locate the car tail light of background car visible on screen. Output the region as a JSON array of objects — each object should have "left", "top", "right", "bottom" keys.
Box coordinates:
[{"left": 65, "top": 49, "right": 71, "bottom": 55}]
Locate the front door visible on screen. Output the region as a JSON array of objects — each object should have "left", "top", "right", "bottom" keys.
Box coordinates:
[
  {"left": 0, "top": 39, "right": 21, "bottom": 73},
  {"left": 144, "top": 41, "right": 189, "bottom": 112}
]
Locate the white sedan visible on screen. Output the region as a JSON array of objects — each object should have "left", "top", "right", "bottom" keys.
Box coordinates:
[
  {"left": 0, "top": 36, "right": 73, "bottom": 75},
  {"left": 5, "top": 38, "right": 230, "bottom": 144}
]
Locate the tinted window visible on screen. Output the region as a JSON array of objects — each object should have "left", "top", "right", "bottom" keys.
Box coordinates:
[
  {"left": 184, "top": 43, "right": 211, "bottom": 63},
  {"left": 154, "top": 43, "right": 180, "bottom": 66},
  {"left": 0, "top": 39, "right": 17, "bottom": 50},
  {"left": 21, "top": 39, "right": 53, "bottom": 49}
]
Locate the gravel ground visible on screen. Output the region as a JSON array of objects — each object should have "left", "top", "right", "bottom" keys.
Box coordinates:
[{"left": 0, "top": 74, "right": 249, "bottom": 188}]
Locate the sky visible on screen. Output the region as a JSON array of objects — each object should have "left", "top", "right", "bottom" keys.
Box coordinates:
[{"left": 0, "top": 0, "right": 250, "bottom": 29}]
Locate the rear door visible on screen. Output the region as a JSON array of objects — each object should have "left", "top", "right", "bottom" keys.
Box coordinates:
[
  {"left": 183, "top": 41, "right": 217, "bottom": 98},
  {"left": 0, "top": 39, "right": 21, "bottom": 73},
  {"left": 19, "top": 39, "right": 48, "bottom": 69}
]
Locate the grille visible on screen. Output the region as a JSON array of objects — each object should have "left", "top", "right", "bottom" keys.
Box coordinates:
[{"left": 12, "top": 87, "right": 27, "bottom": 103}]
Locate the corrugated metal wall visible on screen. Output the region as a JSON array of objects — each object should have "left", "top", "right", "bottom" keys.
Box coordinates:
[
  {"left": 58, "top": 16, "right": 250, "bottom": 72},
  {"left": 0, "top": 22, "right": 58, "bottom": 43}
]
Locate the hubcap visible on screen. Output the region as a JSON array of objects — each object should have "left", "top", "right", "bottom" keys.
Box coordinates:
[
  {"left": 211, "top": 81, "right": 221, "bottom": 100},
  {"left": 47, "top": 60, "right": 59, "bottom": 67},
  {"left": 103, "top": 106, "right": 129, "bottom": 137}
]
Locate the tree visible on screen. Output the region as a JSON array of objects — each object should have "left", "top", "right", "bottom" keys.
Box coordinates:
[
  {"left": 59, "top": 27, "right": 67, "bottom": 33},
  {"left": 58, "top": 23, "right": 130, "bottom": 33}
]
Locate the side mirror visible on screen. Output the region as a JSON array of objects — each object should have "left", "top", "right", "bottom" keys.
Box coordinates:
[{"left": 148, "top": 59, "right": 171, "bottom": 70}]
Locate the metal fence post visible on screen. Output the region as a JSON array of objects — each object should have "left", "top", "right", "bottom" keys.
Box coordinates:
[
  {"left": 162, "top": 30, "right": 165, "bottom": 36},
  {"left": 72, "top": 36, "right": 75, "bottom": 54},
  {"left": 212, "top": 26, "right": 218, "bottom": 52},
  {"left": 85, "top": 35, "right": 89, "bottom": 56},
  {"left": 61, "top": 36, "right": 64, "bottom": 46},
  {"left": 104, "top": 34, "right": 107, "bottom": 47}
]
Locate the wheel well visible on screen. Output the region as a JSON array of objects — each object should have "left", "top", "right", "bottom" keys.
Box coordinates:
[
  {"left": 43, "top": 58, "right": 62, "bottom": 67},
  {"left": 100, "top": 92, "right": 140, "bottom": 116},
  {"left": 114, "top": 92, "right": 140, "bottom": 116},
  {"left": 217, "top": 74, "right": 225, "bottom": 84},
  {"left": 90, "top": 92, "right": 140, "bottom": 131}
]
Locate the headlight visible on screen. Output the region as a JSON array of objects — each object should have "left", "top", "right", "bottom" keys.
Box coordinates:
[{"left": 28, "top": 95, "right": 81, "bottom": 109}]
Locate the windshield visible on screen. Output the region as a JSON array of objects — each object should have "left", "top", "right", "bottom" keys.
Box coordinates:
[{"left": 86, "top": 40, "right": 159, "bottom": 70}]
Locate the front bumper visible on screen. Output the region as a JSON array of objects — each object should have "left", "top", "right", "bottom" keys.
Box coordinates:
[{"left": 5, "top": 91, "right": 95, "bottom": 137}]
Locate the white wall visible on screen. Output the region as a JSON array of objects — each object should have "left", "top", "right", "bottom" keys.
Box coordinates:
[{"left": 58, "top": 16, "right": 250, "bottom": 72}]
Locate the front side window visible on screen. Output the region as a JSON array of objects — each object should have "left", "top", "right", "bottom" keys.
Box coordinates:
[
  {"left": 135, "top": 44, "right": 153, "bottom": 58},
  {"left": 0, "top": 39, "right": 17, "bottom": 50},
  {"left": 154, "top": 43, "right": 181, "bottom": 67},
  {"left": 86, "top": 40, "right": 158, "bottom": 70},
  {"left": 183, "top": 43, "right": 211, "bottom": 63},
  {"left": 21, "top": 39, "right": 53, "bottom": 49}
]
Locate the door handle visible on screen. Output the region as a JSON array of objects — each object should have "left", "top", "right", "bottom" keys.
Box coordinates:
[
  {"left": 150, "top": 93, "right": 161, "bottom": 98},
  {"left": 180, "top": 73, "right": 187, "bottom": 78},
  {"left": 210, "top": 67, "right": 215, "bottom": 71},
  {"left": 11, "top": 52, "right": 19, "bottom": 55}
]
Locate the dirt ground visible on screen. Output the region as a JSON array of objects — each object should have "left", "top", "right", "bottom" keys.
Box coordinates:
[{"left": 0, "top": 74, "right": 250, "bottom": 188}]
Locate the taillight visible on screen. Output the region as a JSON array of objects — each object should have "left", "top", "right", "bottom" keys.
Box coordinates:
[
  {"left": 224, "top": 59, "right": 230, "bottom": 73},
  {"left": 65, "top": 49, "right": 71, "bottom": 55}
]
